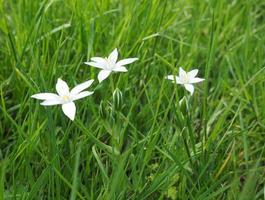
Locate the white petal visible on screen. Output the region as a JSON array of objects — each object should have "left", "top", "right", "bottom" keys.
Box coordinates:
[
  {"left": 72, "top": 91, "right": 94, "bottom": 101},
  {"left": 166, "top": 75, "right": 181, "bottom": 84},
  {"left": 187, "top": 69, "right": 198, "bottom": 78},
  {"left": 84, "top": 61, "right": 106, "bottom": 69},
  {"left": 40, "top": 99, "right": 63, "bottom": 106},
  {"left": 184, "top": 84, "right": 194, "bottom": 95},
  {"left": 116, "top": 58, "right": 138, "bottom": 66},
  {"left": 98, "top": 70, "right": 111, "bottom": 82},
  {"left": 112, "top": 66, "right": 128, "bottom": 72},
  {"left": 31, "top": 93, "right": 59, "bottom": 100},
  {"left": 179, "top": 67, "right": 186, "bottom": 77},
  {"left": 166, "top": 75, "right": 174, "bottom": 80},
  {"left": 108, "top": 48, "right": 118, "bottom": 65},
  {"left": 90, "top": 57, "right": 106, "bottom": 63},
  {"left": 56, "top": 78, "right": 69, "bottom": 97},
  {"left": 70, "top": 80, "right": 94, "bottom": 95},
  {"left": 189, "top": 78, "right": 205, "bottom": 84},
  {"left": 62, "top": 102, "right": 76, "bottom": 121}
]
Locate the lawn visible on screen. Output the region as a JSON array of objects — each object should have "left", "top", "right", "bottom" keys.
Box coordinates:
[{"left": 0, "top": 0, "right": 265, "bottom": 199}]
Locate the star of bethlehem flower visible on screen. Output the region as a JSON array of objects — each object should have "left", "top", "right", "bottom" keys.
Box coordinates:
[
  {"left": 31, "top": 78, "right": 94, "bottom": 120},
  {"left": 166, "top": 67, "right": 204, "bottom": 95},
  {"left": 84, "top": 48, "right": 138, "bottom": 82}
]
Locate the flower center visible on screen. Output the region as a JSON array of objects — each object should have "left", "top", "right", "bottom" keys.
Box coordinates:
[
  {"left": 105, "top": 57, "right": 114, "bottom": 70},
  {"left": 63, "top": 95, "right": 71, "bottom": 101},
  {"left": 181, "top": 73, "right": 189, "bottom": 84}
]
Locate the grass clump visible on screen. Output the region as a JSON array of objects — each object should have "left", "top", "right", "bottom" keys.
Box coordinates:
[{"left": 0, "top": 0, "right": 264, "bottom": 199}]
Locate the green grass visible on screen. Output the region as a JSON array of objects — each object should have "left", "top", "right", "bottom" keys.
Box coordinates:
[{"left": 0, "top": 0, "right": 265, "bottom": 199}]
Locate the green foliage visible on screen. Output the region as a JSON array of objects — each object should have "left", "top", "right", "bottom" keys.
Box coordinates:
[{"left": 0, "top": 0, "right": 264, "bottom": 199}]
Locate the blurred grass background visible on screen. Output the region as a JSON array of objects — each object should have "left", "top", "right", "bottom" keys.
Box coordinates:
[{"left": 0, "top": 0, "right": 265, "bottom": 199}]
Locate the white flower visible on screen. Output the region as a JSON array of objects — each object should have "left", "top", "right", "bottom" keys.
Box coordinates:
[
  {"left": 31, "top": 78, "right": 94, "bottom": 120},
  {"left": 166, "top": 67, "right": 204, "bottom": 95},
  {"left": 84, "top": 48, "right": 138, "bottom": 82}
]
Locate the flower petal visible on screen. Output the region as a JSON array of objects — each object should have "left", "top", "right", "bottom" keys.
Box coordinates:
[
  {"left": 72, "top": 91, "right": 94, "bottom": 101},
  {"left": 116, "top": 58, "right": 138, "bottom": 66},
  {"left": 62, "top": 102, "right": 76, "bottom": 121},
  {"left": 112, "top": 66, "right": 128, "bottom": 72},
  {"left": 31, "top": 93, "right": 59, "bottom": 100},
  {"left": 189, "top": 78, "right": 205, "bottom": 84},
  {"left": 179, "top": 67, "right": 186, "bottom": 77},
  {"left": 108, "top": 48, "right": 118, "bottom": 65},
  {"left": 184, "top": 84, "right": 194, "bottom": 95},
  {"left": 90, "top": 57, "right": 106, "bottom": 63},
  {"left": 84, "top": 61, "right": 106, "bottom": 69},
  {"left": 166, "top": 75, "right": 181, "bottom": 84},
  {"left": 166, "top": 75, "right": 174, "bottom": 80},
  {"left": 70, "top": 80, "right": 94, "bottom": 96},
  {"left": 56, "top": 78, "right": 69, "bottom": 97},
  {"left": 98, "top": 70, "right": 111, "bottom": 82},
  {"left": 187, "top": 69, "right": 198, "bottom": 78},
  {"left": 40, "top": 99, "right": 63, "bottom": 106}
]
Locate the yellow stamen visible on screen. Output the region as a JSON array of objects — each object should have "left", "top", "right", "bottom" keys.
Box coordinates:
[{"left": 63, "top": 95, "right": 70, "bottom": 101}]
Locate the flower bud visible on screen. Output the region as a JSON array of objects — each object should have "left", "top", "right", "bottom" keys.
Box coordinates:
[
  {"left": 179, "top": 96, "right": 188, "bottom": 113},
  {"left": 112, "top": 88, "right": 123, "bottom": 111},
  {"left": 99, "top": 100, "right": 107, "bottom": 119}
]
